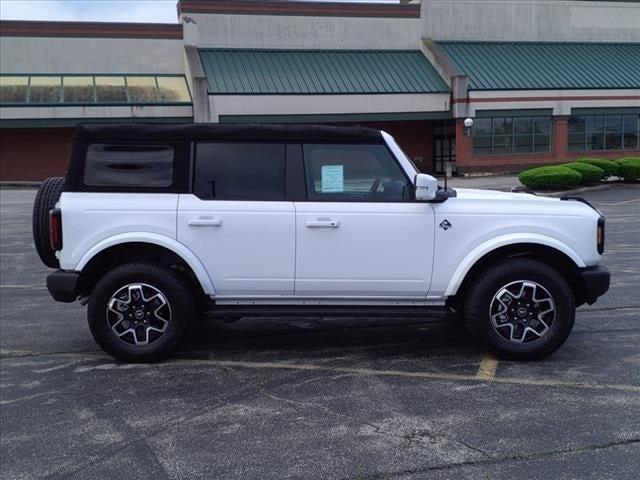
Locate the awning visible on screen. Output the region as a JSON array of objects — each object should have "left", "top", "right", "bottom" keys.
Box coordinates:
[
  {"left": 198, "top": 49, "right": 449, "bottom": 95},
  {"left": 438, "top": 42, "right": 640, "bottom": 91}
]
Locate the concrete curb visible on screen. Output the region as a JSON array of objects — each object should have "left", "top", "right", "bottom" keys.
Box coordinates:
[
  {"left": 512, "top": 182, "right": 640, "bottom": 198},
  {"left": 0, "top": 182, "right": 41, "bottom": 189}
]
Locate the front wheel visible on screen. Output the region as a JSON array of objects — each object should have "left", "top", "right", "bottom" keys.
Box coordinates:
[
  {"left": 88, "top": 262, "right": 195, "bottom": 362},
  {"left": 464, "top": 258, "right": 575, "bottom": 360}
]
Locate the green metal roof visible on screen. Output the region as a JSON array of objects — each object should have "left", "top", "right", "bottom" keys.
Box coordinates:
[
  {"left": 438, "top": 42, "right": 640, "bottom": 91},
  {"left": 198, "top": 49, "right": 449, "bottom": 94}
]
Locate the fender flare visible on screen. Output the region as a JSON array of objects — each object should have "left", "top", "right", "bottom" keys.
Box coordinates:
[
  {"left": 75, "top": 232, "right": 216, "bottom": 295},
  {"left": 443, "top": 233, "right": 585, "bottom": 297}
]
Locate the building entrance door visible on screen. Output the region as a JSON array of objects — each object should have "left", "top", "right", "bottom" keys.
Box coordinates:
[{"left": 433, "top": 122, "right": 456, "bottom": 174}]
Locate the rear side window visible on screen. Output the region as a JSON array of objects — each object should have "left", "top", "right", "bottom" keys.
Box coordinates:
[
  {"left": 194, "top": 143, "right": 285, "bottom": 200},
  {"left": 83, "top": 144, "right": 174, "bottom": 187},
  {"left": 303, "top": 144, "right": 411, "bottom": 201}
]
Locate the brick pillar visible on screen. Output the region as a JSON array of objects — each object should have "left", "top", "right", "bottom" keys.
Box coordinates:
[
  {"left": 553, "top": 116, "right": 569, "bottom": 162},
  {"left": 455, "top": 118, "right": 472, "bottom": 173}
]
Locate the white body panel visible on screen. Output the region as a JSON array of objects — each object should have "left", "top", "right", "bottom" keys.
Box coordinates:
[
  {"left": 59, "top": 192, "right": 179, "bottom": 269},
  {"left": 75, "top": 231, "right": 216, "bottom": 295},
  {"left": 58, "top": 192, "right": 215, "bottom": 295},
  {"left": 294, "top": 201, "right": 435, "bottom": 297},
  {"left": 176, "top": 194, "right": 296, "bottom": 296},
  {"left": 430, "top": 188, "right": 602, "bottom": 297},
  {"left": 58, "top": 132, "right": 604, "bottom": 305}
]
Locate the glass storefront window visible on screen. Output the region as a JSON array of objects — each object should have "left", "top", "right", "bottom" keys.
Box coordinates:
[
  {"left": 473, "top": 115, "right": 551, "bottom": 155},
  {"left": 586, "top": 115, "right": 605, "bottom": 150},
  {"left": 513, "top": 117, "right": 533, "bottom": 153},
  {"left": 622, "top": 115, "right": 639, "bottom": 150},
  {"left": 604, "top": 116, "right": 622, "bottom": 150},
  {"left": 533, "top": 117, "right": 551, "bottom": 152},
  {"left": 568, "top": 116, "right": 586, "bottom": 151},
  {"left": 492, "top": 117, "right": 513, "bottom": 153},
  {"left": 569, "top": 113, "right": 639, "bottom": 151},
  {"left": 472, "top": 118, "right": 492, "bottom": 155}
]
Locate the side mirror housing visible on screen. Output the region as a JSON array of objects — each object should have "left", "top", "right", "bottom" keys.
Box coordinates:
[{"left": 414, "top": 173, "right": 438, "bottom": 201}]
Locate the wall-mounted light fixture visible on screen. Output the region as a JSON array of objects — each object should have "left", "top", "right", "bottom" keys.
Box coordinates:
[{"left": 463, "top": 117, "right": 474, "bottom": 137}]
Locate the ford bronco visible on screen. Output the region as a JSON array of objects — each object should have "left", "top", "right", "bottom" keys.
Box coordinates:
[{"left": 33, "top": 124, "right": 610, "bottom": 362}]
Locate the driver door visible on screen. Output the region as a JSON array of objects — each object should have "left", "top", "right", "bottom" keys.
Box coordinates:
[{"left": 294, "top": 143, "right": 435, "bottom": 299}]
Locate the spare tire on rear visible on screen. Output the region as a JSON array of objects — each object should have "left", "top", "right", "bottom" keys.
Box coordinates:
[{"left": 32, "top": 177, "right": 65, "bottom": 268}]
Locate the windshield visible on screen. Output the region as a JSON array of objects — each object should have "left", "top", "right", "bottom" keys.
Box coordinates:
[
  {"left": 399, "top": 145, "right": 421, "bottom": 173},
  {"left": 380, "top": 131, "right": 421, "bottom": 179}
]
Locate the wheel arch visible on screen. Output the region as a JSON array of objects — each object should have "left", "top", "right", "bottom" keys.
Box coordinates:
[
  {"left": 76, "top": 234, "right": 215, "bottom": 297},
  {"left": 446, "top": 237, "right": 589, "bottom": 307}
]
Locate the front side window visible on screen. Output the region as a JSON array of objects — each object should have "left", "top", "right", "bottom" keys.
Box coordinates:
[
  {"left": 473, "top": 115, "right": 552, "bottom": 155},
  {"left": 303, "top": 144, "right": 410, "bottom": 202},
  {"left": 84, "top": 144, "right": 174, "bottom": 187},
  {"left": 569, "top": 113, "right": 640, "bottom": 151},
  {"left": 194, "top": 143, "right": 285, "bottom": 200}
]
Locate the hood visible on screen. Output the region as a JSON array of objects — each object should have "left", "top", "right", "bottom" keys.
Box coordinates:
[
  {"left": 453, "top": 188, "right": 558, "bottom": 202},
  {"left": 445, "top": 188, "right": 600, "bottom": 220}
]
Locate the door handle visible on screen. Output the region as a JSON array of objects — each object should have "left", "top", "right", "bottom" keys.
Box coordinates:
[
  {"left": 188, "top": 217, "right": 223, "bottom": 227},
  {"left": 305, "top": 219, "right": 340, "bottom": 228}
]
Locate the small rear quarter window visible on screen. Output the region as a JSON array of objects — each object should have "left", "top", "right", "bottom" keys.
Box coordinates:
[{"left": 83, "top": 144, "right": 174, "bottom": 187}]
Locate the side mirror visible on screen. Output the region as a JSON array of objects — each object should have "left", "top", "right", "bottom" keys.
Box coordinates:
[{"left": 414, "top": 173, "right": 438, "bottom": 201}]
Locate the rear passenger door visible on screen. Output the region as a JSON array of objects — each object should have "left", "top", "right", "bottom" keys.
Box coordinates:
[{"left": 177, "top": 142, "right": 295, "bottom": 297}]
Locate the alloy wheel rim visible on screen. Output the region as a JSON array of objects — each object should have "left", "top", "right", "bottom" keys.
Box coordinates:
[
  {"left": 106, "top": 283, "right": 171, "bottom": 346},
  {"left": 489, "top": 280, "right": 556, "bottom": 344}
]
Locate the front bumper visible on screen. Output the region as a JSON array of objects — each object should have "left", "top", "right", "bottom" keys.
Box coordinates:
[
  {"left": 47, "top": 270, "right": 80, "bottom": 303},
  {"left": 579, "top": 266, "right": 610, "bottom": 305}
]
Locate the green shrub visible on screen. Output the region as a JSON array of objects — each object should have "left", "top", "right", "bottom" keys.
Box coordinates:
[
  {"left": 519, "top": 166, "right": 582, "bottom": 190},
  {"left": 575, "top": 157, "right": 619, "bottom": 177},
  {"left": 615, "top": 157, "right": 640, "bottom": 181},
  {"left": 561, "top": 162, "right": 604, "bottom": 184}
]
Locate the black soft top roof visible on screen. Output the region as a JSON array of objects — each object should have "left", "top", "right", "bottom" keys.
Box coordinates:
[{"left": 75, "top": 123, "right": 384, "bottom": 143}]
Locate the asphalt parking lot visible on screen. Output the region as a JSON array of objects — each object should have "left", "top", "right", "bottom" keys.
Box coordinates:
[{"left": 1, "top": 186, "right": 639, "bottom": 480}]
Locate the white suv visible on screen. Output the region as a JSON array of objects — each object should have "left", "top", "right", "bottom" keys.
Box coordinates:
[{"left": 34, "top": 124, "right": 610, "bottom": 362}]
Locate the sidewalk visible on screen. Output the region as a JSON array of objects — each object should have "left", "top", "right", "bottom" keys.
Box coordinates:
[
  {"left": 447, "top": 174, "right": 519, "bottom": 192},
  {"left": 446, "top": 174, "right": 639, "bottom": 196}
]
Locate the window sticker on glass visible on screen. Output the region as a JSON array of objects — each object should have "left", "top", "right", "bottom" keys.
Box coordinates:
[{"left": 321, "top": 165, "right": 344, "bottom": 193}]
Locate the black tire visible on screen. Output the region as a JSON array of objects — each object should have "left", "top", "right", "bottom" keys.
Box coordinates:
[
  {"left": 446, "top": 296, "right": 464, "bottom": 315},
  {"left": 32, "top": 176, "right": 65, "bottom": 268},
  {"left": 88, "top": 262, "right": 194, "bottom": 362},
  {"left": 464, "top": 258, "right": 575, "bottom": 361}
]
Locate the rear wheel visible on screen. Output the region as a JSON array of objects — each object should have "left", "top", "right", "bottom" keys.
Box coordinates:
[
  {"left": 464, "top": 258, "right": 575, "bottom": 360},
  {"left": 88, "top": 262, "right": 194, "bottom": 362},
  {"left": 32, "top": 176, "right": 65, "bottom": 268}
]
